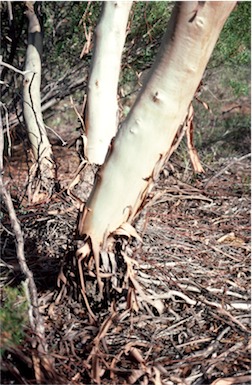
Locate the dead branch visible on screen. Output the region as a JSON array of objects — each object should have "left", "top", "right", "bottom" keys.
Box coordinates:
[
  {"left": 0, "top": 108, "right": 56, "bottom": 383},
  {"left": 0, "top": 55, "right": 33, "bottom": 77},
  {"left": 4, "top": 68, "right": 88, "bottom": 134},
  {"left": 204, "top": 153, "right": 251, "bottom": 188}
]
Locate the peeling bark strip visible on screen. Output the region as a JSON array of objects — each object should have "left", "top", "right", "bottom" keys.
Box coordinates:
[
  {"left": 79, "top": 2, "right": 236, "bottom": 248},
  {"left": 23, "top": 2, "right": 56, "bottom": 198},
  {"left": 84, "top": 1, "right": 133, "bottom": 165}
]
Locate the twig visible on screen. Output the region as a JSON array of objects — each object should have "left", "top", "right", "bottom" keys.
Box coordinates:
[
  {"left": 44, "top": 123, "right": 67, "bottom": 146},
  {"left": 0, "top": 56, "right": 33, "bottom": 77},
  {"left": 204, "top": 153, "right": 251, "bottom": 188},
  {"left": 1, "top": 102, "right": 11, "bottom": 156},
  {"left": 210, "top": 375, "right": 251, "bottom": 385},
  {"left": 70, "top": 95, "right": 85, "bottom": 131},
  {"left": 184, "top": 326, "right": 231, "bottom": 360},
  {"left": 79, "top": 1, "right": 92, "bottom": 25}
]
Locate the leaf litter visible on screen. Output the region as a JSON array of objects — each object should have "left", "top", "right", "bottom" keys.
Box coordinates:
[{"left": 1, "top": 129, "right": 250, "bottom": 384}]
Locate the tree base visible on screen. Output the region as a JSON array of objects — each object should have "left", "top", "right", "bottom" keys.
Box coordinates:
[{"left": 57, "top": 236, "right": 164, "bottom": 320}]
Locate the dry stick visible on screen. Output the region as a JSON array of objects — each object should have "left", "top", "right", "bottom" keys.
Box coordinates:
[
  {"left": 1, "top": 102, "right": 11, "bottom": 156},
  {"left": 0, "top": 55, "right": 33, "bottom": 77},
  {"left": 204, "top": 153, "right": 251, "bottom": 188},
  {"left": 0, "top": 111, "right": 51, "bottom": 383},
  {"left": 4, "top": 70, "right": 87, "bottom": 132},
  {"left": 210, "top": 375, "right": 251, "bottom": 385}
]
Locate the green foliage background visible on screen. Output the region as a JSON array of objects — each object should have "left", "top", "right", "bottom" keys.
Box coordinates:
[
  {"left": 210, "top": 1, "right": 251, "bottom": 67},
  {"left": 41, "top": 1, "right": 250, "bottom": 80},
  {"left": 1, "top": 1, "right": 250, "bottom": 88}
]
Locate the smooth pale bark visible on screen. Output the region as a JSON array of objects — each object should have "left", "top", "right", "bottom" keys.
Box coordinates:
[
  {"left": 23, "top": 3, "right": 55, "bottom": 193},
  {"left": 78, "top": 1, "right": 236, "bottom": 248},
  {"left": 84, "top": 1, "right": 133, "bottom": 165}
]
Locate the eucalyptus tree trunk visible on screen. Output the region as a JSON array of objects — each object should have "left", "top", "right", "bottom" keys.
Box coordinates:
[
  {"left": 71, "top": 1, "right": 236, "bottom": 313},
  {"left": 23, "top": 2, "right": 56, "bottom": 200},
  {"left": 84, "top": 1, "right": 133, "bottom": 165}
]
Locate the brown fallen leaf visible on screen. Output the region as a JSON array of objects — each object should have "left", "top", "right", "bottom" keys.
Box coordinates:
[{"left": 216, "top": 232, "right": 245, "bottom": 247}]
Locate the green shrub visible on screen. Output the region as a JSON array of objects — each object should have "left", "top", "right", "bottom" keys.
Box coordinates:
[
  {"left": 228, "top": 79, "right": 249, "bottom": 98},
  {"left": 120, "top": 1, "right": 173, "bottom": 86},
  {"left": 209, "top": 2, "right": 251, "bottom": 67},
  {"left": 0, "top": 285, "right": 28, "bottom": 356},
  {"left": 42, "top": 1, "right": 102, "bottom": 79}
]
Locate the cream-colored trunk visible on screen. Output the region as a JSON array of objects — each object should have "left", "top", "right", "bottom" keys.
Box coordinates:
[
  {"left": 79, "top": 1, "right": 236, "bottom": 246},
  {"left": 84, "top": 1, "right": 133, "bottom": 165},
  {"left": 23, "top": 3, "right": 55, "bottom": 196}
]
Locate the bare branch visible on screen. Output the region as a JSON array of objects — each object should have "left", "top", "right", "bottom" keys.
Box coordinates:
[
  {"left": 204, "top": 153, "right": 251, "bottom": 188},
  {"left": 1, "top": 102, "right": 11, "bottom": 156},
  {"left": 0, "top": 108, "right": 53, "bottom": 382},
  {"left": 0, "top": 55, "right": 33, "bottom": 77}
]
